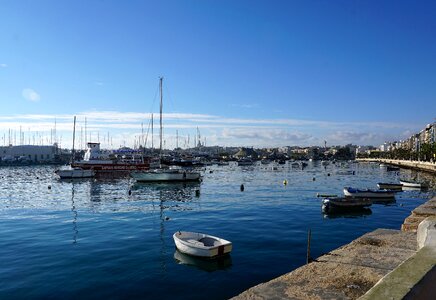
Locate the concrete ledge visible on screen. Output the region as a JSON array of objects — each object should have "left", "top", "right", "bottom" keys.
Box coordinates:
[
  {"left": 232, "top": 229, "right": 417, "bottom": 300},
  {"left": 417, "top": 216, "right": 436, "bottom": 249},
  {"left": 358, "top": 246, "right": 436, "bottom": 300}
]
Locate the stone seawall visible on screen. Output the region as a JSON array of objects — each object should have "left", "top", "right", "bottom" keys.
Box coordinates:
[
  {"left": 357, "top": 158, "right": 436, "bottom": 174},
  {"left": 232, "top": 196, "right": 436, "bottom": 300}
]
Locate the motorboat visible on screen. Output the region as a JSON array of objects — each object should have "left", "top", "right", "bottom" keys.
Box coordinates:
[
  {"left": 322, "top": 197, "right": 372, "bottom": 212},
  {"left": 72, "top": 142, "right": 149, "bottom": 173},
  {"left": 173, "top": 231, "right": 232, "bottom": 258},
  {"left": 343, "top": 187, "right": 395, "bottom": 198},
  {"left": 377, "top": 183, "right": 403, "bottom": 190}
]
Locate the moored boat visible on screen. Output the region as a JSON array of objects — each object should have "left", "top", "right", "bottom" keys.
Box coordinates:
[
  {"left": 72, "top": 142, "right": 149, "bottom": 173},
  {"left": 173, "top": 231, "right": 232, "bottom": 258},
  {"left": 400, "top": 179, "right": 427, "bottom": 189},
  {"left": 377, "top": 182, "right": 403, "bottom": 190},
  {"left": 322, "top": 197, "right": 372, "bottom": 212},
  {"left": 343, "top": 187, "right": 395, "bottom": 198}
]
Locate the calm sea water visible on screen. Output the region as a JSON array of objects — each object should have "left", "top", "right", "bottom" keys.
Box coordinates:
[{"left": 0, "top": 162, "right": 434, "bottom": 299}]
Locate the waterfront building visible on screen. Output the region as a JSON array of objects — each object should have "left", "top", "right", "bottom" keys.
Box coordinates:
[{"left": 0, "top": 144, "right": 59, "bottom": 163}]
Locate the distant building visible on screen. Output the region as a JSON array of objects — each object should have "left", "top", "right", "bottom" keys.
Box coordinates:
[{"left": 0, "top": 144, "right": 59, "bottom": 163}]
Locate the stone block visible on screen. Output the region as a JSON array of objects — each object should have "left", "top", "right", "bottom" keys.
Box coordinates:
[{"left": 417, "top": 216, "right": 436, "bottom": 249}]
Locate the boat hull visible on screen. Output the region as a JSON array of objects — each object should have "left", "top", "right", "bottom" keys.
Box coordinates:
[
  {"left": 322, "top": 197, "right": 372, "bottom": 212},
  {"left": 55, "top": 169, "right": 95, "bottom": 179},
  {"left": 173, "top": 231, "right": 232, "bottom": 258},
  {"left": 400, "top": 180, "right": 425, "bottom": 188},
  {"left": 377, "top": 183, "right": 403, "bottom": 190},
  {"left": 343, "top": 187, "right": 395, "bottom": 198}
]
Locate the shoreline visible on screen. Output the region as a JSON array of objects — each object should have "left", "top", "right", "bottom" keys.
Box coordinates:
[{"left": 357, "top": 158, "right": 436, "bottom": 174}]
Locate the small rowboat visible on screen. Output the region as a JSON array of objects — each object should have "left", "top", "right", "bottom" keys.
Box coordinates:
[
  {"left": 377, "top": 183, "right": 403, "bottom": 190},
  {"left": 322, "top": 197, "right": 372, "bottom": 212},
  {"left": 173, "top": 231, "right": 232, "bottom": 258},
  {"left": 343, "top": 187, "right": 395, "bottom": 198},
  {"left": 400, "top": 180, "right": 427, "bottom": 189}
]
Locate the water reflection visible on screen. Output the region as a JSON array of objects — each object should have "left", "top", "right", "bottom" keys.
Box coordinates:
[
  {"left": 173, "top": 250, "right": 232, "bottom": 272},
  {"left": 71, "top": 184, "right": 78, "bottom": 244},
  {"left": 322, "top": 208, "right": 372, "bottom": 219}
]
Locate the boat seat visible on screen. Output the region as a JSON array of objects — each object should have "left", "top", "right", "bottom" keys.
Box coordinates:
[
  {"left": 187, "top": 239, "right": 204, "bottom": 247},
  {"left": 199, "top": 237, "right": 219, "bottom": 247}
]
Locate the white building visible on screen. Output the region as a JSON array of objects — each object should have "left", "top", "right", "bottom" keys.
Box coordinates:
[{"left": 0, "top": 144, "right": 59, "bottom": 162}]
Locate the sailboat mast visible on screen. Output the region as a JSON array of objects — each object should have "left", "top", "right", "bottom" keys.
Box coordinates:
[
  {"left": 159, "top": 77, "right": 163, "bottom": 157},
  {"left": 72, "top": 116, "right": 76, "bottom": 164},
  {"left": 151, "top": 113, "right": 154, "bottom": 150}
]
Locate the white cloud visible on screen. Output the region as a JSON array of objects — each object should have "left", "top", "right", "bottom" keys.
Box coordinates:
[
  {"left": 0, "top": 63, "right": 7, "bottom": 68},
  {"left": 22, "top": 88, "right": 41, "bottom": 102},
  {"left": 0, "top": 110, "right": 425, "bottom": 149}
]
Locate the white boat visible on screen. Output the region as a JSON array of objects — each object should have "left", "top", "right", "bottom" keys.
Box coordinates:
[
  {"left": 343, "top": 187, "right": 395, "bottom": 198},
  {"left": 173, "top": 231, "right": 232, "bottom": 258},
  {"left": 322, "top": 197, "right": 372, "bottom": 212},
  {"left": 131, "top": 78, "right": 200, "bottom": 182},
  {"left": 400, "top": 180, "right": 427, "bottom": 188},
  {"left": 55, "top": 168, "right": 95, "bottom": 179},
  {"left": 377, "top": 182, "right": 403, "bottom": 190}
]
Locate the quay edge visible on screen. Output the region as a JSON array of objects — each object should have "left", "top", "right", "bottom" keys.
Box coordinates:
[
  {"left": 231, "top": 196, "right": 436, "bottom": 300},
  {"left": 356, "top": 158, "right": 436, "bottom": 174}
]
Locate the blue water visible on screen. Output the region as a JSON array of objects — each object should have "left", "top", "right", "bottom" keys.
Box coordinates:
[{"left": 0, "top": 162, "right": 434, "bottom": 299}]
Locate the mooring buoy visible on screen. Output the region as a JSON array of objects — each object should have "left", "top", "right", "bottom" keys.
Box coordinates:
[
  {"left": 240, "top": 184, "right": 245, "bottom": 191},
  {"left": 283, "top": 179, "right": 288, "bottom": 185}
]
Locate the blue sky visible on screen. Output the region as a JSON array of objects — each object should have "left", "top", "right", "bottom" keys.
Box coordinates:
[{"left": 0, "top": 0, "right": 435, "bottom": 149}]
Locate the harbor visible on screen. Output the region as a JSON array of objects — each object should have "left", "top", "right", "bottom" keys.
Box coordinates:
[{"left": 0, "top": 161, "right": 434, "bottom": 299}]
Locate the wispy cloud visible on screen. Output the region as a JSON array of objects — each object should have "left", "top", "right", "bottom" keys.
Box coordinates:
[
  {"left": 22, "top": 88, "right": 41, "bottom": 102},
  {"left": 0, "top": 63, "right": 7, "bottom": 68}
]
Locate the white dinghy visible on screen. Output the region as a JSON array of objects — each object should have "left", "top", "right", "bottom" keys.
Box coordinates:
[{"left": 173, "top": 231, "right": 232, "bottom": 258}]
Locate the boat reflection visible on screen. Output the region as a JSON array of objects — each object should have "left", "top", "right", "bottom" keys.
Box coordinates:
[
  {"left": 173, "top": 250, "right": 232, "bottom": 272},
  {"left": 132, "top": 181, "right": 201, "bottom": 203},
  {"left": 323, "top": 208, "right": 372, "bottom": 219}
]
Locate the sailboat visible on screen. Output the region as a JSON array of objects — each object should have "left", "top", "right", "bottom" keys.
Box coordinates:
[
  {"left": 55, "top": 116, "right": 95, "bottom": 179},
  {"left": 131, "top": 77, "right": 201, "bottom": 182}
]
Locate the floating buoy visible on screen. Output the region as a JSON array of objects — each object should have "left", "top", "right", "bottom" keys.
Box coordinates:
[
  {"left": 283, "top": 179, "right": 288, "bottom": 185},
  {"left": 48, "top": 185, "right": 51, "bottom": 189},
  {"left": 312, "top": 177, "right": 316, "bottom": 181},
  {"left": 36, "top": 177, "right": 39, "bottom": 179},
  {"left": 240, "top": 184, "right": 245, "bottom": 191},
  {"left": 165, "top": 216, "right": 170, "bottom": 221},
  {"left": 352, "top": 171, "right": 355, "bottom": 175},
  {"left": 195, "top": 189, "right": 200, "bottom": 197},
  {"left": 327, "top": 173, "right": 330, "bottom": 176},
  {"left": 209, "top": 170, "right": 213, "bottom": 173},
  {"left": 128, "top": 189, "right": 132, "bottom": 195}
]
